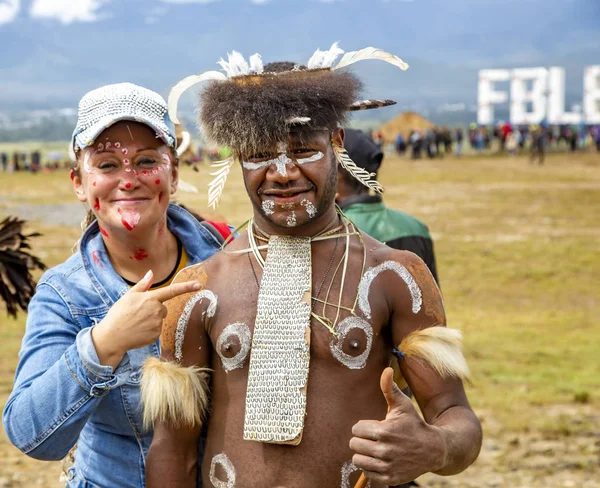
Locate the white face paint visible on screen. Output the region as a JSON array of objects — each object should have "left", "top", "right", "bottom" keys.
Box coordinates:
[
  {"left": 286, "top": 211, "right": 297, "bottom": 227},
  {"left": 262, "top": 199, "right": 275, "bottom": 215},
  {"left": 216, "top": 323, "right": 252, "bottom": 373},
  {"left": 242, "top": 143, "right": 323, "bottom": 177},
  {"left": 341, "top": 461, "right": 370, "bottom": 488},
  {"left": 300, "top": 198, "right": 317, "bottom": 219},
  {"left": 209, "top": 453, "right": 236, "bottom": 488},
  {"left": 174, "top": 290, "right": 217, "bottom": 361},
  {"left": 296, "top": 151, "right": 324, "bottom": 165},
  {"left": 330, "top": 317, "right": 373, "bottom": 369},
  {"left": 358, "top": 261, "right": 422, "bottom": 319}
]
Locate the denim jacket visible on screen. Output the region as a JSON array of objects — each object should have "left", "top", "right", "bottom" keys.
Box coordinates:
[{"left": 3, "top": 204, "right": 222, "bottom": 488}]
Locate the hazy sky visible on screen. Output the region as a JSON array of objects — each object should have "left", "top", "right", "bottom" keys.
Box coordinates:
[{"left": 0, "top": 0, "right": 598, "bottom": 107}]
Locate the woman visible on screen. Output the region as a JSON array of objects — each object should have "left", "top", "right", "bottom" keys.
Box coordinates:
[{"left": 2, "top": 83, "right": 224, "bottom": 487}]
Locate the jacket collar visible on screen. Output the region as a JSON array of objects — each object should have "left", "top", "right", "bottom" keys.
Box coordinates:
[{"left": 337, "top": 194, "right": 382, "bottom": 210}]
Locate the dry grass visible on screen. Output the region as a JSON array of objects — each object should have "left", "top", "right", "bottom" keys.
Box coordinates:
[{"left": 0, "top": 150, "right": 599, "bottom": 486}]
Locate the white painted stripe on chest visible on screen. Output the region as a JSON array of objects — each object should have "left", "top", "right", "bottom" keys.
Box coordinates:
[
  {"left": 174, "top": 290, "right": 217, "bottom": 361},
  {"left": 358, "top": 261, "right": 422, "bottom": 318}
]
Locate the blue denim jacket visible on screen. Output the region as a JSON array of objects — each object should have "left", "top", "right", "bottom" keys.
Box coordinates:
[{"left": 3, "top": 204, "right": 222, "bottom": 488}]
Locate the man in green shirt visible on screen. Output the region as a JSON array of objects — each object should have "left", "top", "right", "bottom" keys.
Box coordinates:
[{"left": 338, "top": 128, "right": 439, "bottom": 283}]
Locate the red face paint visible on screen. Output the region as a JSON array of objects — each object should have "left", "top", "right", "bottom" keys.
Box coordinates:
[
  {"left": 155, "top": 179, "right": 160, "bottom": 185},
  {"left": 142, "top": 170, "right": 149, "bottom": 176},
  {"left": 93, "top": 181, "right": 97, "bottom": 186},
  {"left": 133, "top": 248, "right": 149, "bottom": 261},
  {"left": 91, "top": 250, "right": 104, "bottom": 267},
  {"left": 93, "top": 198, "right": 100, "bottom": 210},
  {"left": 125, "top": 182, "right": 132, "bottom": 189},
  {"left": 99, "top": 226, "right": 109, "bottom": 238},
  {"left": 118, "top": 208, "right": 140, "bottom": 231}
]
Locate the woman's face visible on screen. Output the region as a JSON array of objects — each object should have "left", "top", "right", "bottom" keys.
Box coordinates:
[{"left": 72, "top": 121, "right": 178, "bottom": 235}]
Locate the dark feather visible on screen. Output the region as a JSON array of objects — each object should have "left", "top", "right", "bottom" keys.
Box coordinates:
[{"left": 0, "top": 217, "right": 46, "bottom": 318}]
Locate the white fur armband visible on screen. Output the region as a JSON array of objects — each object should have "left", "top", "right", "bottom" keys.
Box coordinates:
[
  {"left": 141, "top": 357, "right": 211, "bottom": 430},
  {"left": 396, "top": 326, "right": 470, "bottom": 381}
]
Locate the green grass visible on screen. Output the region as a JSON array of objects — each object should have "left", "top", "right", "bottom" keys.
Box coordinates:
[{"left": 1, "top": 151, "right": 599, "bottom": 438}]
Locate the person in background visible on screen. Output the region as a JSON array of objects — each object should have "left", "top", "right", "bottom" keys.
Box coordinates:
[
  {"left": 454, "top": 127, "right": 464, "bottom": 157},
  {"left": 3, "top": 83, "right": 227, "bottom": 488},
  {"left": 337, "top": 128, "right": 439, "bottom": 283}
]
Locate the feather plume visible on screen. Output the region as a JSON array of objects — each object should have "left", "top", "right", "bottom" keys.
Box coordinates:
[
  {"left": 307, "top": 42, "right": 344, "bottom": 69},
  {"left": 334, "top": 47, "right": 409, "bottom": 71},
  {"left": 397, "top": 326, "right": 470, "bottom": 381},
  {"left": 141, "top": 357, "right": 211, "bottom": 430},
  {"left": 0, "top": 217, "right": 46, "bottom": 318},
  {"left": 167, "top": 71, "right": 227, "bottom": 124},
  {"left": 207, "top": 155, "right": 235, "bottom": 209},
  {"left": 217, "top": 51, "right": 249, "bottom": 78},
  {"left": 249, "top": 53, "right": 264, "bottom": 74},
  {"left": 333, "top": 142, "right": 384, "bottom": 194},
  {"left": 177, "top": 178, "right": 199, "bottom": 193}
]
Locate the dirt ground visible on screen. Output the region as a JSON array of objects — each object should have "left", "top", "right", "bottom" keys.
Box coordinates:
[{"left": 1, "top": 152, "right": 598, "bottom": 487}]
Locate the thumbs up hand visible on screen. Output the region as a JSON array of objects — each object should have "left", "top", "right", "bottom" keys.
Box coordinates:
[{"left": 349, "top": 368, "right": 448, "bottom": 486}]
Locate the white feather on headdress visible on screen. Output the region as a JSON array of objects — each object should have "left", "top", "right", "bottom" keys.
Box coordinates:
[
  {"left": 249, "top": 53, "right": 264, "bottom": 74},
  {"left": 334, "top": 47, "right": 409, "bottom": 71},
  {"left": 207, "top": 156, "right": 235, "bottom": 209},
  {"left": 218, "top": 51, "right": 250, "bottom": 78},
  {"left": 307, "top": 42, "right": 344, "bottom": 69}
]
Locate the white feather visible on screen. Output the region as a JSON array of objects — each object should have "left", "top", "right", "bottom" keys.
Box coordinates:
[
  {"left": 168, "top": 71, "right": 227, "bottom": 124},
  {"left": 176, "top": 178, "right": 199, "bottom": 193},
  {"left": 321, "top": 42, "right": 344, "bottom": 68},
  {"left": 288, "top": 116, "right": 311, "bottom": 125},
  {"left": 217, "top": 51, "right": 250, "bottom": 78},
  {"left": 307, "top": 48, "right": 326, "bottom": 69},
  {"left": 176, "top": 130, "right": 191, "bottom": 157},
  {"left": 207, "top": 156, "right": 235, "bottom": 209},
  {"left": 249, "top": 53, "right": 264, "bottom": 74},
  {"left": 334, "top": 47, "right": 409, "bottom": 71}
]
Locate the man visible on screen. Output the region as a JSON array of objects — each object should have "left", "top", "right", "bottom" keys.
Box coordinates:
[
  {"left": 142, "top": 44, "right": 481, "bottom": 488},
  {"left": 337, "top": 129, "right": 439, "bottom": 284}
]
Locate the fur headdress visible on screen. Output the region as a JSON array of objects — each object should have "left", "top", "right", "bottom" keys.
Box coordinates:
[{"left": 168, "top": 43, "right": 409, "bottom": 208}]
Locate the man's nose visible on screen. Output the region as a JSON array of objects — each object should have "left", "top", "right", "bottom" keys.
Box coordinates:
[{"left": 265, "top": 154, "right": 301, "bottom": 183}]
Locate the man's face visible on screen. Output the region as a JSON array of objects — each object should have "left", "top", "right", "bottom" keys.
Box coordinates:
[{"left": 241, "top": 129, "right": 340, "bottom": 230}]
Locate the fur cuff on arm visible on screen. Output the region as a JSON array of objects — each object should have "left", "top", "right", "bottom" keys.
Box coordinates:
[
  {"left": 141, "top": 357, "right": 211, "bottom": 430},
  {"left": 397, "top": 326, "right": 470, "bottom": 381}
]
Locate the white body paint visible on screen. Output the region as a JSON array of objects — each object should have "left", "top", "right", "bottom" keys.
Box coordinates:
[
  {"left": 286, "top": 212, "right": 297, "bottom": 227},
  {"left": 262, "top": 199, "right": 274, "bottom": 215},
  {"left": 341, "top": 461, "right": 370, "bottom": 488},
  {"left": 301, "top": 198, "right": 317, "bottom": 218},
  {"left": 330, "top": 317, "right": 373, "bottom": 369},
  {"left": 242, "top": 150, "right": 324, "bottom": 177},
  {"left": 174, "top": 290, "right": 217, "bottom": 361},
  {"left": 209, "top": 452, "right": 236, "bottom": 488},
  {"left": 358, "top": 261, "right": 422, "bottom": 318},
  {"left": 216, "top": 322, "right": 252, "bottom": 372}
]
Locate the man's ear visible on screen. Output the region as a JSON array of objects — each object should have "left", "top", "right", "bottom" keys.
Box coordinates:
[{"left": 332, "top": 128, "right": 345, "bottom": 148}]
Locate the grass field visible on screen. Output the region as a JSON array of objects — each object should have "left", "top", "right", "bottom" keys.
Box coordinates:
[{"left": 0, "top": 150, "right": 599, "bottom": 487}]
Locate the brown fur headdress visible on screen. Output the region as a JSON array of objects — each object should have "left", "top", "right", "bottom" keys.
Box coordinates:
[{"left": 167, "top": 43, "right": 409, "bottom": 208}]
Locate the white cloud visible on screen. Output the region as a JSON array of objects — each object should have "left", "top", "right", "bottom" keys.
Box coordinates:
[
  {"left": 0, "top": 0, "right": 20, "bottom": 25},
  {"left": 159, "top": 0, "right": 220, "bottom": 4},
  {"left": 30, "top": 0, "right": 109, "bottom": 24},
  {"left": 251, "top": 0, "right": 272, "bottom": 4}
]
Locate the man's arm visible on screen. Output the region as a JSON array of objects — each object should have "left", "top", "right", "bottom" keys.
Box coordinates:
[
  {"left": 350, "top": 251, "right": 481, "bottom": 486},
  {"left": 144, "top": 266, "right": 213, "bottom": 488}
]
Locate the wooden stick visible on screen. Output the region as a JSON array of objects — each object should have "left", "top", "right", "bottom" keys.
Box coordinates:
[{"left": 354, "top": 472, "right": 369, "bottom": 488}]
